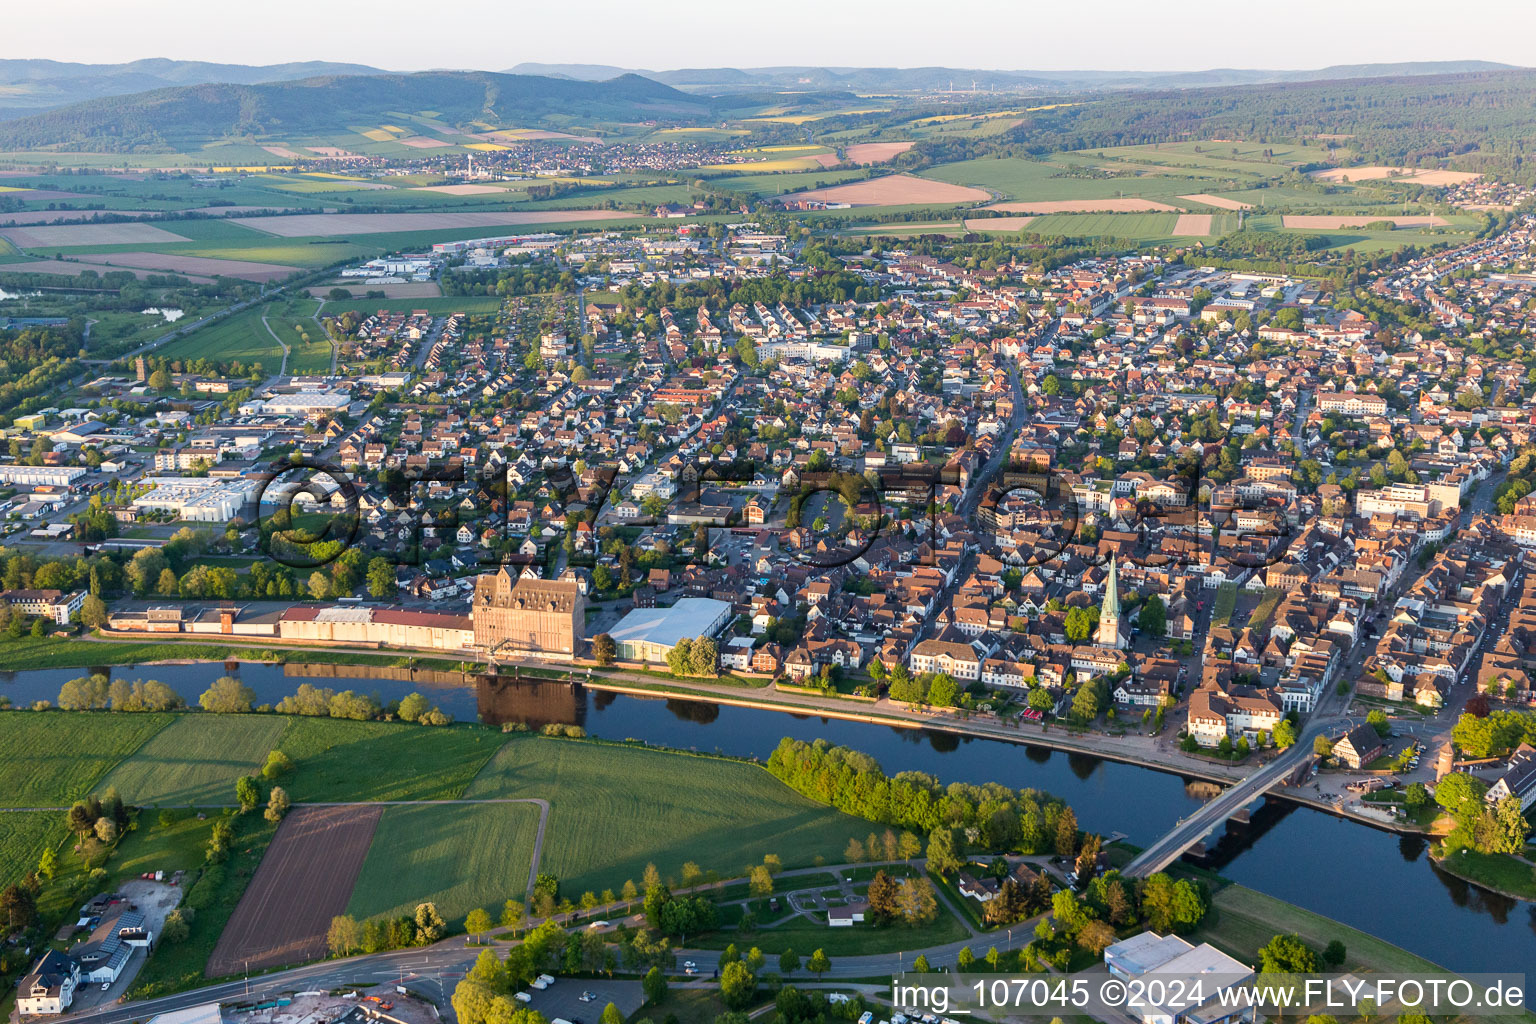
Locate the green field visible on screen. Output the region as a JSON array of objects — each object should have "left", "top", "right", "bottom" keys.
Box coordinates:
[
  {"left": 1089, "top": 140, "right": 1340, "bottom": 177},
  {"left": 97, "top": 714, "right": 288, "bottom": 806},
  {"left": 0, "top": 712, "right": 172, "bottom": 806},
  {"left": 345, "top": 801, "right": 542, "bottom": 926},
  {"left": 155, "top": 303, "right": 288, "bottom": 369},
  {"left": 464, "top": 736, "right": 869, "bottom": 895},
  {"left": 923, "top": 156, "right": 1209, "bottom": 202},
  {"left": 1193, "top": 884, "right": 1443, "bottom": 974},
  {"left": 0, "top": 812, "right": 64, "bottom": 886},
  {"left": 1022, "top": 212, "right": 1183, "bottom": 239},
  {"left": 275, "top": 718, "right": 504, "bottom": 802}
]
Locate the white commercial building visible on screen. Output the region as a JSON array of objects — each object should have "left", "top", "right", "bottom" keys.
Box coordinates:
[
  {"left": 242, "top": 392, "right": 351, "bottom": 417},
  {"left": 609, "top": 598, "right": 733, "bottom": 663},
  {"left": 132, "top": 477, "right": 256, "bottom": 523},
  {"left": 0, "top": 464, "right": 86, "bottom": 487}
]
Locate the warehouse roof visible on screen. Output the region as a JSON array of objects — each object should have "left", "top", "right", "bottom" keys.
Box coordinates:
[{"left": 609, "top": 598, "right": 731, "bottom": 650}]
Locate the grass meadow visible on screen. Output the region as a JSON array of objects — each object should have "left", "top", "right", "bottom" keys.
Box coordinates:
[
  {"left": 98, "top": 714, "right": 288, "bottom": 807},
  {"left": 274, "top": 718, "right": 504, "bottom": 803},
  {"left": 0, "top": 712, "right": 172, "bottom": 806},
  {"left": 463, "top": 736, "right": 870, "bottom": 896},
  {"left": 345, "top": 801, "right": 541, "bottom": 926},
  {"left": 0, "top": 812, "right": 64, "bottom": 886}
]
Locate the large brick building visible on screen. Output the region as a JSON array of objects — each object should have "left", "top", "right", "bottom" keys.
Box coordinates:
[{"left": 473, "top": 569, "right": 585, "bottom": 658}]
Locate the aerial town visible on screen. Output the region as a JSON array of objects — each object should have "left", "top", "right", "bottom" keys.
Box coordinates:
[{"left": 1, "top": 25, "right": 1535, "bottom": 1024}]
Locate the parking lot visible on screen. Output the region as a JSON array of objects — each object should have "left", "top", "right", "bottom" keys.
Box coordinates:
[{"left": 520, "top": 979, "right": 645, "bottom": 1024}]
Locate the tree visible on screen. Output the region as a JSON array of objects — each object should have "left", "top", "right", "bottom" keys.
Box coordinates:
[
  {"left": 1055, "top": 806, "right": 1079, "bottom": 857},
  {"left": 200, "top": 676, "right": 255, "bottom": 713},
  {"left": 1137, "top": 595, "right": 1166, "bottom": 637},
  {"left": 1079, "top": 919, "right": 1118, "bottom": 955},
  {"left": 926, "top": 827, "right": 961, "bottom": 876},
  {"left": 367, "top": 556, "right": 394, "bottom": 598},
  {"left": 79, "top": 595, "right": 109, "bottom": 629},
  {"left": 235, "top": 776, "right": 261, "bottom": 813},
  {"left": 748, "top": 865, "right": 774, "bottom": 897},
  {"left": 807, "top": 948, "right": 830, "bottom": 979},
  {"left": 1366, "top": 709, "right": 1391, "bottom": 737},
  {"left": 38, "top": 847, "right": 57, "bottom": 881},
  {"left": 957, "top": 946, "right": 976, "bottom": 971},
  {"left": 911, "top": 954, "right": 931, "bottom": 973},
  {"left": 1323, "top": 939, "right": 1347, "bottom": 966},
  {"left": 148, "top": 366, "right": 172, "bottom": 390},
  {"left": 94, "top": 817, "right": 119, "bottom": 843},
  {"left": 1434, "top": 773, "right": 1488, "bottom": 819},
  {"left": 593, "top": 633, "right": 617, "bottom": 666},
  {"left": 867, "top": 870, "right": 899, "bottom": 922},
  {"left": 1258, "top": 933, "right": 1320, "bottom": 974},
  {"left": 894, "top": 877, "right": 938, "bottom": 925},
  {"left": 1313, "top": 734, "right": 1334, "bottom": 757},
  {"left": 501, "top": 899, "right": 525, "bottom": 935},
  {"left": 720, "top": 961, "right": 757, "bottom": 1009},
  {"left": 1273, "top": 719, "right": 1297, "bottom": 749},
  {"left": 642, "top": 965, "right": 668, "bottom": 1005},
  {"left": 778, "top": 948, "right": 800, "bottom": 975},
  {"left": 927, "top": 674, "right": 959, "bottom": 708},
  {"left": 465, "top": 908, "right": 493, "bottom": 941},
  {"left": 600, "top": 1004, "right": 623, "bottom": 1024},
  {"left": 262, "top": 749, "right": 293, "bottom": 780},
  {"left": 415, "top": 902, "right": 446, "bottom": 944},
  {"left": 328, "top": 915, "right": 362, "bottom": 956},
  {"left": 162, "top": 907, "right": 192, "bottom": 943},
  {"left": 265, "top": 785, "right": 290, "bottom": 823},
  {"left": 398, "top": 692, "right": 431, "bottom": 723}
]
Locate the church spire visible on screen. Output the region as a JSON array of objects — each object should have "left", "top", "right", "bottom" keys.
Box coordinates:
[
  {"left": 1101, "top": 554, "right": 1121, "bottom": 622},
  {"left": 1096, "top": 555, "right": 1126, "bottom": 649}
]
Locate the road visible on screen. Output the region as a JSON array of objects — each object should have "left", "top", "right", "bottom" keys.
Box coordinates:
[{"left": 1122, "top": 740, "right": 1311, "bottom": 876}]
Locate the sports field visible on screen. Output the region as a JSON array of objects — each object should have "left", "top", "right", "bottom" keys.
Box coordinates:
[
  {"left": 0, "top": 712, "right": 172, "bottom": 806},
  {"left": 345, "top": 801, "right": 542, "bottom": 925},
  {"left": 464, "top": 736, "right": 869, "bottom": 895},
  {"left": 97, "top": 714, "right": 288, "bottom": 807}
]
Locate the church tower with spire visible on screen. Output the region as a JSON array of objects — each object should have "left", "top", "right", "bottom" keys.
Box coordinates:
[{"left": 1096, "top": 554, "right": 1127, "bottom": 649}]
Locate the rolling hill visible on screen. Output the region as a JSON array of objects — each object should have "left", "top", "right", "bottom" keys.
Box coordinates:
[
  {"left": 0, "top": 71, "right": 710, "bottom": 152},
  {"left": 507, "top": 60, "right": 1522, "bottom": 93},
  {"left": 0, "top": 58, "right": 389, "bottom": 118}
]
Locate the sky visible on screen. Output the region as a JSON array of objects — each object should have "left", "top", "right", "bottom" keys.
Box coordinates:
[{"left": 4, "top": 0, "right": 1535, "bottom": 72}]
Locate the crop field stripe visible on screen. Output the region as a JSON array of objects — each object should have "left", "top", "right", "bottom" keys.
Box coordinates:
[
  {"left": 0, "top": 811, "right": 68, "bottom": 887},
  {"left": 463, "top": 735, "right": 870, "bottom": 895},
  {"left": 206, "top": 803, "right": 383, "bottom": 975},
  {"left": 344, "top": 800, "right": 541, "bottom": 926},
  {"left": 0, "top": 712, "right": 175, "bottom": 807},
  {"left": 97, "top": 715, "right": 288, "bottom": 807}
]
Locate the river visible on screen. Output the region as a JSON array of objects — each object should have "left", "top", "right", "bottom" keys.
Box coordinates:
[{"left": 3, "top": 661, "right": 1533, "bottom": 972}]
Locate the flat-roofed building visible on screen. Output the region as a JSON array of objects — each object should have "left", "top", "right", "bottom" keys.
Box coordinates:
[
  {"left": 278, "top": 606, "right": 474, "bottom": 650},
  {"left": 609, "top": 597, "right": 732, "bottom": 663}
]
